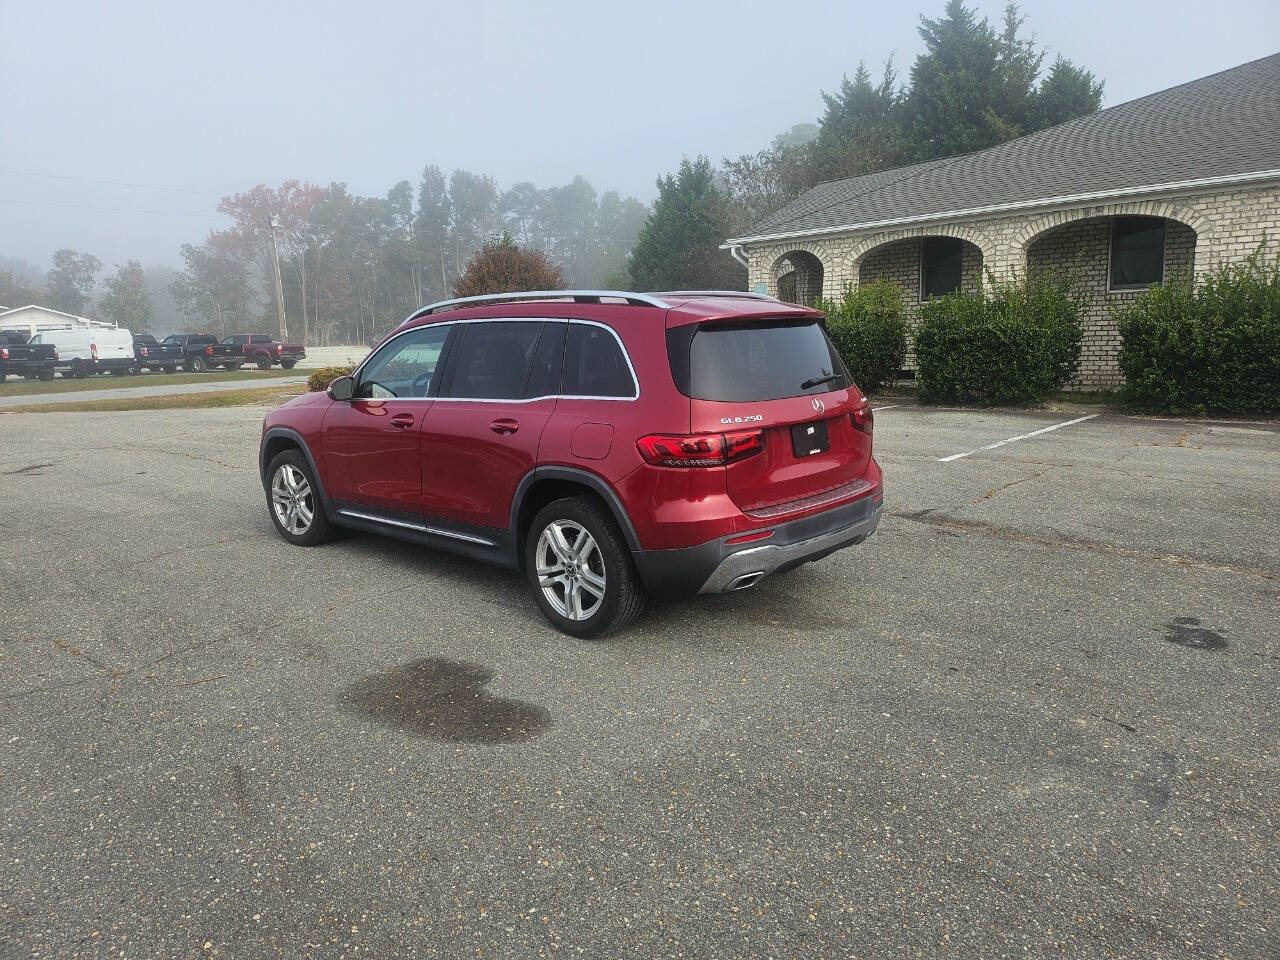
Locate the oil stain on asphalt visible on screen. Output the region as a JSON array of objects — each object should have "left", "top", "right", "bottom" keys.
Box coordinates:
[
  {"left": 343, "top": 657, "right": 550, "bottom": 743},
  {"left": 1163, "top": 617, "right": 1228, "bottom": 650}
]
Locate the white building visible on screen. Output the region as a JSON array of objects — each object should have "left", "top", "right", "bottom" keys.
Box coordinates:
[{"left": 0, "top": 304, "right": 116, "bottom": 339}]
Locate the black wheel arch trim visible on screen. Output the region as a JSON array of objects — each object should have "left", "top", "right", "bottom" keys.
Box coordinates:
[
  {"left": 510, "top": 465, "right": 642, "bottom": 553},
  {"left": 260, "top": 427, "right": 334, "bottom": 520}
]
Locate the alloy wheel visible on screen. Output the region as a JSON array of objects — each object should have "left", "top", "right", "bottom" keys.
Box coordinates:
[
  {"left": 271, "top": 464, "right": 314, "bottom": 536},
  {"left": 536, "top": 520, "right": 606, "bottom": 622}
]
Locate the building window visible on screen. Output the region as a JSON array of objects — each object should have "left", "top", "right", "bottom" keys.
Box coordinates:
[
  {"left": 921, "top": 237, "right": 963, "bottom": 298},
  {"left": 1110, "top": 216, "right": 1165, "bottom": 290}
]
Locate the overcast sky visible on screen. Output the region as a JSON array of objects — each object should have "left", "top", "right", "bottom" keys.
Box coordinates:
[{"left": 2, "top": 0, "right": 1277, "bottom": 273}]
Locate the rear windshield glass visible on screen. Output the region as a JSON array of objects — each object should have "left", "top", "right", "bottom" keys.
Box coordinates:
[{"left": 668, "top": 319, "right": 849, "bottom": 402}]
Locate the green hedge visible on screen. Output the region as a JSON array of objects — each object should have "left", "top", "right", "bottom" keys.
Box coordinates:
[
  {"left": 1116, "top": 249, "right": 1280, "bottom": 415},
  {"left": 306, "top": 364, "right": 355, "bottom": 392},
  {"left": 914, "top": 278, "right": 1083, "bottom": 405},
  {"left": 817, "top": 280, "right": 908, "bottom": 392}
]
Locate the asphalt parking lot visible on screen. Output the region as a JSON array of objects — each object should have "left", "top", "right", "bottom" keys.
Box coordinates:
[{"left": 1, "top": 403, "right": 1276, "bottom": 959}]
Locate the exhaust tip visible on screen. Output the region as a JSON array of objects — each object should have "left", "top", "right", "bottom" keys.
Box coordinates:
[{"left": 725, "top": 571, "right": 765, "bottom": 591}]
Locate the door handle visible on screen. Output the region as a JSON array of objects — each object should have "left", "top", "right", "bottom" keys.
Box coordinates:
[
  {"left": 489, "top": 418, "right": 519, "bottom": 435},
  {"left": 390, "top": 413, "right": 415, "bottom": 429}
]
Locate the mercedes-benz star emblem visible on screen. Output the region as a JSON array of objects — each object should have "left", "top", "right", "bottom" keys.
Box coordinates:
[{"left": 811, "top": 398, "right": 825, "bottom": 414}]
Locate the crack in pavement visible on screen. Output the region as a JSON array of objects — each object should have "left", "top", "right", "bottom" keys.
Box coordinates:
[{"left": 888, "top": 510, "right": 1280, "bottom": 583}]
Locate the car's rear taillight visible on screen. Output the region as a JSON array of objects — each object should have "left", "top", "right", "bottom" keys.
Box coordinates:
[
  {"left": 140, "top": 346, "right": 148, "bottom": 357},
  {"left": 851, "top": 406, "right": 873, "bottom": 434},
  {"left": 275, "top": 344, "right": 283, "bottom": 355},
  {"left": 205, "top": 345, "right": 214, "bottom": 355},
  {"left": 90, "top": 342, "right": 99, "bottom": 360},
  {"left": 636, "top": 430, "right": 764, "bottom": 468},
  {"left": 54, "top": 348, "right": 60, "bottom": 360},
  {"left": 0, "top": 347, "right": 8, "bottom": 360}
]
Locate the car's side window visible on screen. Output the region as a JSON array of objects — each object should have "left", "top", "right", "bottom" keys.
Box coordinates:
[
  {"left": 524, "top": 321, "right": 566, "bottom": 398},
  {"left": 563, "top": 323, "right": 636, "bottom": 398},
  {"left": 443, "top": 321, "right": 543, "bottom": 400},
  {"left": 356, "top": 325, "right": 451, "bottom": 399}
]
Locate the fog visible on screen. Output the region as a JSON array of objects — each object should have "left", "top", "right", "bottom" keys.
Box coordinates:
[{"left": 2, "top": 0, "right": 1277, "bottom": 272}]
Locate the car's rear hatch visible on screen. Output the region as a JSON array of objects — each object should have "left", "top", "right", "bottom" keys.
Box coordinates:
[{"left": 668, "top": 313, "right": 874, "bottom": 517}]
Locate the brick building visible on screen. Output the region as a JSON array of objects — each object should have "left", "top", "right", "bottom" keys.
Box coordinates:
[{"left": 724, "top": 54, "right": 1280, "bottom": 389}]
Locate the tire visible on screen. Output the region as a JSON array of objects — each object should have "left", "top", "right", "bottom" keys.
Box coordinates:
[
  {"left": 256, "top": 354, "right": 271, "bottom": 370},
  {"left": 524, "top": 496, "right": 646, "bottom": 639},
  {"left": 110, "top": 366, "right": 126, "bottom": 376},
  {"left": 38, "top": 370, "right": 55, "bottom": 381},
  {"left": 226, "top": 363, "right": 242, "bottom": 371},
  {"left": 265, "top": 449, "right": 334, "bottom": 547},
  {"left": 71, "top": 361, "right": 88, "bottom": 379},
  {"left": 280, "top": 359, "right": 296, "bottom": 370},
  {"left": 163, "top": 365, "right": 177, "bottom": 374},
  {"left": 191, "top": 355, "right": 209, "bottom": 373}
]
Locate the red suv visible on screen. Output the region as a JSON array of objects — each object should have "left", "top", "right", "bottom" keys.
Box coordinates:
[{"left": 259, "top": 290, "right": 882, "bottom": 637}]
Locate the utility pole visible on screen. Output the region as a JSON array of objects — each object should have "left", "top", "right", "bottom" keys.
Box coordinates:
[{"left": 266, "top": 213, "right": 288, "bottom": 341}]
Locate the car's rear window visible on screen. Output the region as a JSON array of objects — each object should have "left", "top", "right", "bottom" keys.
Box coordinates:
[{"left": 667, "top": 319, "right": 850, "bottom": 402}]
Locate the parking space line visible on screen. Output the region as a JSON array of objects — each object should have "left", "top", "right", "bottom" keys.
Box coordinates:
[{"left": 937, "top": 413, "right": 1100, "bottom": 462}]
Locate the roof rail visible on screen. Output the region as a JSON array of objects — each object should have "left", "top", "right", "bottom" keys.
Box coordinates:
[
  {"left": 648, "top": 289, "right": 779, "bottom": 302},
  {"left": 404, "top": 289, "right": 670, "bottom": 323}
]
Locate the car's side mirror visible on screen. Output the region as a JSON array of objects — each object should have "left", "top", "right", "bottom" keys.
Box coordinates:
[{"left": 327, "top": 375, "right": 354, "bottom": 401}]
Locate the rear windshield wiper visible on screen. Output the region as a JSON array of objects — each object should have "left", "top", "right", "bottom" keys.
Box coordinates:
[{"left": 800, "top": 373, "right": 841, "bottom": 391}]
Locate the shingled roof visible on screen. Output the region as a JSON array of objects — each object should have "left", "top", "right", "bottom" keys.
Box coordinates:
[{"left": 733, "top": 53, "right": 1280, "bottom": 243}]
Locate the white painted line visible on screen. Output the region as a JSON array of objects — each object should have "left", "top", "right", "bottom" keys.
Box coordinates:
[
  {"left": 937, "top": 414, "right": 1100, "bottom": 462},
  {"left": 871, "top": 404, "right": 899, "bottom": 412}
]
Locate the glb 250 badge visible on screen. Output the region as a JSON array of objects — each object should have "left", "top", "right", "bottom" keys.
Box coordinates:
[{"left": 720, "top": 414, "right": 763, "bottom": 425}]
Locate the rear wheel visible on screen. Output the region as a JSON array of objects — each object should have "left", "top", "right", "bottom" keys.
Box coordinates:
[
  {"left": 256, "top": 354, "right": 272, "bottom": 370},
  {"left": 280, "top": 359, "right": 297, "bottom": 370},
  {"left": 191, "top": 355, "right": 209, "bottom": 373},
  {"left": 266, "top": 449, "right": 334, "bottom": 546},
  {"left": 525, "top": 496, "right": 645, "bottom": 639}
]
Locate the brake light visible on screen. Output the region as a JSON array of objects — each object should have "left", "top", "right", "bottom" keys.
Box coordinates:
[
  {"left": 636, "top": 430, "right": 764, "bottom": 468},
  {"left": 91, "top": 342, "right": 99, "bottom": 360},
  {"left": 140, "top": 346, "right": 148, "bottom": 357},
  {"left": 851, "top": 406, "right": 873, "bottom": 434},
  {"left": 0, "top": 347, "right": 8, "bottom": 360},
  {"left": 275, "top": 344, "right": 283, "bottom": 355},
  {"left": 205, "top": 345, "right": 214, "bottom": 356}
]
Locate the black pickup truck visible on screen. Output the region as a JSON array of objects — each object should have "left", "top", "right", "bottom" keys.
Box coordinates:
[
  {"left": 0, "top": 332, "right": 57, "bottom": 382},
  {"left": 161, "top": 334, "right": 239, "bottom": 372},
  {"left": 132, "top": 334, "right": 184, "bottom": 373}
]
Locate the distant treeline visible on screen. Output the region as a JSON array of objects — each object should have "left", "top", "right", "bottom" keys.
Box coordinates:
[{"left": 1, "top": 2, "right": 1102, "bottom": 344}]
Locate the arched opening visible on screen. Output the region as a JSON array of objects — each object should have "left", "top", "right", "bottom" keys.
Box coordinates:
[
  {"left": 856, "top": 235, "right": 983, "bottom": 308},
  {"left": 1023, "top": 214, "right": 1198, "bottom": 390},
  {"left": 773, "top": 250, "right": 824, "bottom": 305}
]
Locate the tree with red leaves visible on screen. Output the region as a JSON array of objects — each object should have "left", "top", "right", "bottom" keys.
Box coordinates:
[{"left": 454, "top": 233, "right": 562, "bottom": 298}]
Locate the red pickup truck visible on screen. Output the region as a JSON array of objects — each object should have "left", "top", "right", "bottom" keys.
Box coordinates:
[{"left": 221, "top": 334, "right": 307, "bottom": 370}]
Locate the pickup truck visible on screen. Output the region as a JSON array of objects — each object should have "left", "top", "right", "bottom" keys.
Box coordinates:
[
  {"left": 161, "top": 334, "right": 239, "bottom": 372},
  {"left": 132, "top": 334, "right": 184, "bottom": 373},
  {"left": 0, "top": 332, "right": 57, "bottom": 382},
  {"left": 222, "top": 334, "right": 306, "bottom": 370}
]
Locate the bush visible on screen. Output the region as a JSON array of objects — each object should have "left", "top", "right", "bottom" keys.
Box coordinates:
[
  {"left": 817, "top": 280, "right": 908, "bottom": 392},
  {"left": 1116, "top": 248, "right": 1280, "bottom": 415},
  {"left": 454, "top": 233, "right": 562, "bottom": 298},
  {"left": 914, "top": 277, "right": 1083, "bottom": 405},
  {"left": 307, "top": 365, "right": 355, "bottom": 392}
]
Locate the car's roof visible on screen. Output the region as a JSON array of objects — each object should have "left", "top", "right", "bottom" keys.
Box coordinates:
[{"left": 400, "top": 293, "right": 822, "bottom": 332}]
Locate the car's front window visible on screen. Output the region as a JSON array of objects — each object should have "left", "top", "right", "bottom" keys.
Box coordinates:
[{"left": 356, "top": 325, "right": 451, "bottom": 399}]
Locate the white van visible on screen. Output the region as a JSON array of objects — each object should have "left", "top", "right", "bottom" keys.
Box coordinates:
[{"left": 29, "top": 327, "right": 135, "bottom": 378}]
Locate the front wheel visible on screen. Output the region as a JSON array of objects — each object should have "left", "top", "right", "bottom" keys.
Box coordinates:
[
  {"left": 525, "top": 496, "right": 645, "bottom": 639},
  {"left": 266, "top": 449, "right": 334, "bottom": 546}
]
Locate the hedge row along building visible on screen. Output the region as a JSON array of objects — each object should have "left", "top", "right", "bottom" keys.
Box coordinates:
[{"left": 724, "top": 53, "right": 1280, "bottom": 389}]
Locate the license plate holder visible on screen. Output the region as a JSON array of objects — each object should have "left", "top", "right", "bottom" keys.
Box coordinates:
[{"left": 791, "top": 419, "right": 829, "bottom": 457}]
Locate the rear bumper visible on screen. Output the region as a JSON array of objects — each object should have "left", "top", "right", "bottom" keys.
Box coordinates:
[{"left": 632, "top": 489, "right": 882, "bottom": 596}]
